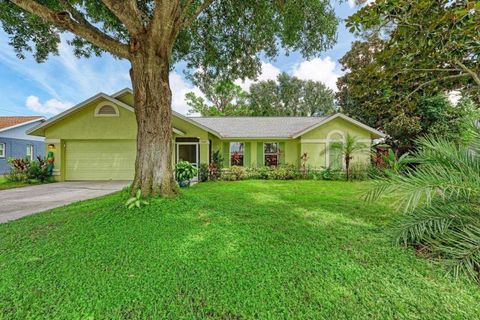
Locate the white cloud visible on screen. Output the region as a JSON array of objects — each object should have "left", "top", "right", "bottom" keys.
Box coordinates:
[
  {"left": 25, "top": 96, "right": 73, "bottom": 114},
  {"left": 348, "top": 0, "right": 374, "bottom": 8},
  {"left": 235, "top": 62, "right": 281, "bottom": 91},
  {"left": 292, "top": 57, "right": 342, "bottom": 91},
  {"left": 170, "top": 72, "right": 203, "bottom": 115}
]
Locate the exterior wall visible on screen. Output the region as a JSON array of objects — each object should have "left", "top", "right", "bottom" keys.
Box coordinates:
[
  {"left": 0, "top": 137, "right": 45, "bottom": 174},
  {"left": 300, "top": 117, "right": 372, "bottom": 170},
  {"left": 42, "top": 97, "right": 213, "bottom": 180},
  {"left": 0, "top": 120, "right": 45, "bottom": 141}
]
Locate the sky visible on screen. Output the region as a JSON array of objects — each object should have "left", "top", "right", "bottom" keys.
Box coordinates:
[{"left": 0, "top": 1, "right": 364, "bottom": 117}]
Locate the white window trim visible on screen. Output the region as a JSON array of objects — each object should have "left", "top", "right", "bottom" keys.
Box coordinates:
[
  {"left": 94, "top": 102, "right": 120, "bottom": 117},
  {"left": 263, "top": 142, "right": 280, "bottom": 166},
  {"left": 326, "top": 130, "right": 345, "bottom": 169},
  {"left": 229, "top": 142, "right": 245, "bottom": 166},
  {"left": 26, "top": 144, "right": 34, "bottom": 161},
  {"left": 0, "top": 143, "right": 5, "bottom": 158}
]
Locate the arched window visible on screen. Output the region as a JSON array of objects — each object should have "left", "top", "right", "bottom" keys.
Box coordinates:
[
  {"left": 326, "top": 130, "right": 345, "bottom": 169},
  {"left": 95, "top": 103, "right": 119, "bottom": 117}
]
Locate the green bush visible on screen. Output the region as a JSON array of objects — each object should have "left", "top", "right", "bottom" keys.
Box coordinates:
[
  {"left": 7, "top": 157, "right": 51, "bottom": 183},
  {"left": 348, "top": 162, "right": 370, "bottom": 181},
  {"left": 198, "top": 163, "right": 209, "bottom": 182},
  {"left": 319, "top": 167, "right": 342, "bottom": 181},
  {"left": 222, "top": 166, "right": 246, "bottom": 181},
  {"left": 175, "top": 161, "right": 198, "bottom": 185},
  {"left": 267, "top": 164, "right": 299, "bottom": 180}
]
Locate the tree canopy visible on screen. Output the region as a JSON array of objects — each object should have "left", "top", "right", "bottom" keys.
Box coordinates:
[{"left": 0, "top": 0, "right": 339, "bottom": 196}]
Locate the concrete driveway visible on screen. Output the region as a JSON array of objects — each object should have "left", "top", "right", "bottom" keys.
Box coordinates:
[{"left": 0, "top": 181, "right": 129, "bottom": 223}]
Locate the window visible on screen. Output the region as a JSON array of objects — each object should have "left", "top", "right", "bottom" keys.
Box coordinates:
[
  {"left": 0, "top": 143, "right": 5, "bottom": 158},
  {"left": 26, "top": 145, "right": 34, "bottom": 161},
  {"left": 230, "top": 142, "right": 244, "bottom": 166},
  {"left": 95, "top": 103, "right": 119, "bottom": 117},
  {"left": 264, "top": 142, "right": 279, "bottom": 166}
]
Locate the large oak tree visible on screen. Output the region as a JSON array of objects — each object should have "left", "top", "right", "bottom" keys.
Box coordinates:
[{"left": 0, "top": 0, "right": 337, "bottom": 196}]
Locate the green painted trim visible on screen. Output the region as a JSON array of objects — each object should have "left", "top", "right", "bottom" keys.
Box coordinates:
[
  {"left": 257, "top": 142, "right": 264, "bottom": 167},
  {"left": 223, "top": 142, "right": 230, "bottom": 167},
  {"left": 279, "top": 142, "right": 285, "bottom": 165},
  {"left": 244, "top": 142, "right": 251, "bottom": 167}
]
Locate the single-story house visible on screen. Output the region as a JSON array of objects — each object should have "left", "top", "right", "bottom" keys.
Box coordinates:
[
  {"left": 27, "top": 88, "right": 384, "bottom": 181},
  {"left": 0, "top": 116, "right": 46, "bottom": 174}
]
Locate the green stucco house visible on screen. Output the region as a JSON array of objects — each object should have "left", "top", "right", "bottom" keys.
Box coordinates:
[{"left": 28, "top": 88, "right": 384, "bottom": 181}]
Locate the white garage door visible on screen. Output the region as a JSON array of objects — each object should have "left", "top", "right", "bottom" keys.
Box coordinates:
[{"left": 65, "top": 140, "right": 136, "bottom": 180}]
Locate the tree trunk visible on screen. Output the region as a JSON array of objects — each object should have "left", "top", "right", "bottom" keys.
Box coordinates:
[{"left": 129, "top": 50, "right": 179, "bottom": 197}]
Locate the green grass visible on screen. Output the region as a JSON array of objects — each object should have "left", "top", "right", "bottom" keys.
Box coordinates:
[
  {"left": 0, "top": 175, "right": 29, "bottom": 190},
  {"left": 0, "top": 181, "right": 479, "bottom": 319}
]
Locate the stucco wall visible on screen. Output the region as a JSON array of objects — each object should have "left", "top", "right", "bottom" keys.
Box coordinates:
[
  {"left": 0, "top": 120, "right": 45, "bottom": 141},
  {"left": 0, "top": 137, "right": 45, "bottom": 174}
]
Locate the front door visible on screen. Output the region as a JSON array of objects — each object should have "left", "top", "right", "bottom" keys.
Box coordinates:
[{"left": 176, "top": 143, "right": 199, "bottom": 168}]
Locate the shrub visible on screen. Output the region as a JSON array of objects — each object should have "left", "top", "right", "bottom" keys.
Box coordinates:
[
  {"left": 198, "top": 163, "right": 209, "bottom": 182},
  {"left": 348, "top": 162, "right": 370, "bottom": 181},
  {"left": 319, "top": 167, "right": 342, "bottom": 181},
  {"left": 267, "top": 164, "right": 298, "bottom": 180},
  {"left": 222, "top": 166, "right": 246, "bottom": 181},
  {"left": 7, "top": 156, "right": 51, "bottom": 183},
  {"left": 175, "top": 161, "right": 198, "bottom": 187}
]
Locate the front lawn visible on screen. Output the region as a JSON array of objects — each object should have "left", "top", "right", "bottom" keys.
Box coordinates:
[
  {"left": 1, "top": 181, "right": 479, "bottom": 319},
  {"left": 0, "top": 175, "right": 29, "bottom": 190}
]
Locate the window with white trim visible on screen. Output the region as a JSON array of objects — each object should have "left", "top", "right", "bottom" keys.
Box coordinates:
[
  {"left": 26, "top": 145, "right": 34, "bottom": 161},
  {"left": 0, "top": 143, "right": 5, "bottom": 158},
  {"left": 230, "top": 142, "right": 244, "bottom": 166},
  {"left": 264, "top": 142, "right": 279, "bottom": 166}
]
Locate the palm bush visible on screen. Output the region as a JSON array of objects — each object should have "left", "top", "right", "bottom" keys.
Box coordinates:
[
  {"left": 330, "top": 133, "right": 369, "bottom": 181},
  {"left": 366, "top": 131, "right": 480, "bottom": 282}
]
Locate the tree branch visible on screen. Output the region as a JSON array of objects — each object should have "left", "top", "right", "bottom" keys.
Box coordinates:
[
  {"left": 399, "top": 73, "right": 471, "bottom": 105},
  {"left": 11, "top": 0, "right": 129, "bottom": 59},
  {"left": 181, "top": 0, "right": 215, "bottom": 29},
  {"left": 100, "top": 0, "right": 145, "bottom": 34},
  {"left": 455, "top": 59, "right": 480, "bottom": 88}
]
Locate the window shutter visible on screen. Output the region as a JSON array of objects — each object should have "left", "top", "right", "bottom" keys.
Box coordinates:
[
  {"left": 244, "top": 142, "right": 251, "bottom": 167},
  {"left": 223, "top": 142, "right": 230, "bottom": 167},
  {"left": 279, "top": 142, "right": 285, "bottom": 165},
  {"left": 257, "top": 142, "right": 264, "bottom": 167}
]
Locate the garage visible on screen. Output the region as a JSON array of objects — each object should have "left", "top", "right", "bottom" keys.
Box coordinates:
[{"left": 65, "top": 140, "right": 136, "bottom": 180}]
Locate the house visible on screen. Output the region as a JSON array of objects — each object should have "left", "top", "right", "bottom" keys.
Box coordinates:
[
  {"left": 27, "top": 89, "right": 384, "bottom": 181},
  {"left": 0, "top": 116, "right": 46, "bottom": 174}
]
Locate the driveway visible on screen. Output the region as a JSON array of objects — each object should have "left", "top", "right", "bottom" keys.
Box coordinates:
[{"left": 0, "top": 181, "right": 129, "bottom": 223}]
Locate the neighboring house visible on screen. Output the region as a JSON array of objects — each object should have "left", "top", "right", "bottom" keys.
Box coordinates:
[
  {"left": 0, "top": 116, "right": 46, "bottom": 174},
  {"left": 27, "top": 89, "right": 384, "bottom": 181}
]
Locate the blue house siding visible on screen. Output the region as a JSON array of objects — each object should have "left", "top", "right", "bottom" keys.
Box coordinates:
[{"left": 0, "top": 138, "right": 45, "bottom": 174}]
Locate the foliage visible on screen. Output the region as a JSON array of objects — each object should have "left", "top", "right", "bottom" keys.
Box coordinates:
[
  {"left": 381, "top": 149, "right": 410, "bottom": 176},
  {"left": 1, "top": 0, "right": 338, "bottom": 196},
  {"left": 319, "top": 167, "right": 342, "bottom": 181},
  {"left": 198, "top": 163, "right": 209, "bottom": 182},
  {"left": 7, "top": 156, "right": 51, "bottom": 183},
  {"left": 125, "top": 190, "right": 149, "bottom": 210},
  {"left": 347, "top": 163, "right": 370, "bottom": 181},
  {"left": 366, "top": 130, "right": 480, "bottom": 282},
  {"left": 347, "top": 0, "right": 480, "bottom": 104},
  {"left": 186, "top": 79, "right": 250, "bottom": 116},
  {"left": 248, "top": 72, "right": 335, "bottom": 116},
  {"left": 2, "top": 181, "right": 480, "bottom": 318},
  {"left": 208, "top": 150, "right": 224, "bottom": 181},
  {"left": 221, "top": 166, "right": 246, "bottom": 181},
  {"left": 340, "top": 0, "right": 480, "bottom": 152},
  {"left": 329, "top": 133, "right": 369, "bottom": 181},
  {"left": 175, "top": 161, "right": 198, "bottom": 183}
]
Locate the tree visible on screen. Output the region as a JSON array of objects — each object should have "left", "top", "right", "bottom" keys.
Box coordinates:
[
  {"left": 186, "top": 79, "right": 250, "bottom": 116},
  {"left": 249, "top": 72, "right": 335, "bottom": 116},
  {"left": 0, "top": 0, "right": 338, "bottom": 196},
  {"left": 329, "top": 133, "right": 368, "bottom": 181},
  {"left": 366, "top": 130, "right": 480, "bottom": 282},
  {"left": 347, "top": 0, "right": 480, "bottom": 105}
]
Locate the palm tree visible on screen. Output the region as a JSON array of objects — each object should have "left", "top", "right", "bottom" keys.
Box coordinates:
[
  {"left": 366, "top": 131, "right": 480, "bottom": 282},
  {"left": 329, "top": 133, "right": 369, "bottom": 181}
]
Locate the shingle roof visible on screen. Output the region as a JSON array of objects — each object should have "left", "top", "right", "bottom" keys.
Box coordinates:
[
  {"left": 0, "top": 116, "right": 44, "bottom": 130},
  {"left": 191, "top": 116, "right": 329, "bottom": 138}
]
